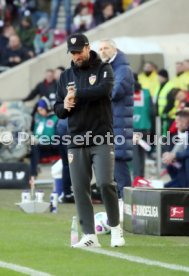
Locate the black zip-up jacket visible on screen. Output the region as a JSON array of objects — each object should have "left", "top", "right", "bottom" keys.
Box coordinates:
[{"left": 54, "top": 50, "right": 114, "bottom": 148}]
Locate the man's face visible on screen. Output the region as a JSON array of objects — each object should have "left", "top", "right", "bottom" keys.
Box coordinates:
[
  {"left": 183, "top": 60, "right": 189, "bottom": 72},
  {"left": 37, "top": 107, "right": 47, "bottom": 117},
  {"left": 9, "top": 35, "right": 20, "bottom": 50},
  {"left": 102, "top": 4, "right": 114, "bottom": 19},
  {"left": 176, "top": 62, "right": 184, "bottom": 74},
  {"left": 143, "top": 63, "right": 154, "bottom": 73},
  {"left": 158, "top": 75, "right": 167, "bottom": 84},
  {"left": 99, "top": 42, "right": 115, "bottom": 62},
  {"left": 70, "top": 46, "right": 90, "bottom": 67},
  {"left": 45, "top": 71, "right": 54, "bottom": 83},
  {"left": 176, "top": 116, "right": 189, "bottom": 131},
  {"left": 176, "top": 90, "right": 186, "bottom": 103},
  {"left": 54, "top": 69, "right": 62, "bottom": 81}
]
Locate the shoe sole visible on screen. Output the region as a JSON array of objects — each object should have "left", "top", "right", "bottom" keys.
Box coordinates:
[
  {"left": 111, "top": 239, "right": 125, "bottom": 247},
  {"left": 72, "top": 244, "right": 101, "bottom": 248}
]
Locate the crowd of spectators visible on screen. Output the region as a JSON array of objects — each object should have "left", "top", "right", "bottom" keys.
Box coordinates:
[
  {"left": 133, "top": 59, "right": 189, "bottom": 185},
  {"left": 138, "top": 60, "right": 189, "bottom": 136},
  {"left": 0, "top": 0, "right": 149, "bottom": 72}
]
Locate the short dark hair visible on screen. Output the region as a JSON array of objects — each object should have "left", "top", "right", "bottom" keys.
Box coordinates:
[
  {"left": 56, "top": 66, "right": 65, "bottom": 72},
  {"left": 176, "top": 108, "right": 189, "bottom": 117}
]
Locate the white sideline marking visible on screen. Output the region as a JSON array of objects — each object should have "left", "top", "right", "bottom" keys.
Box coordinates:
[
  {"left": 0, "top": 260, "right": 53, "bottom": 276},
  {"left": 84, "top": 248, "right": 189, "bottom": 273}
]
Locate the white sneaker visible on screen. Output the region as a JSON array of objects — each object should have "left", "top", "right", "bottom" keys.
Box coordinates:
[
  {"left": 118, "top": 198, "right": 124, "bottom": 222},
  {"left": 111, "top": 224, "right": 125, "bottom": 247},
  {"left": 72, "top": 234, "right": 101, "bottom": 248}
]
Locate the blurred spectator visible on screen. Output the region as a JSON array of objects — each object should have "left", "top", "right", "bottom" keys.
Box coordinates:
[
  {"left": 54, "top": 65, "right": 65, "bottom": 81},
  {"left": 2, "top": 22, "right": 16, "bottom": 38},
  {"left": 99, "top": 39, "right": 134, "bottom": 199},
  {"left": 0, "top": 22, "right": 16, "bottom": 69},
  {"left": 15, "top": 0, "right": 38, "bottom": 18},
  {"left": 56, "top": 119, "right": 74, "bottom": 203},
  {"left": 74, "top": 0, "right": 94, "bottom": 16},
  {"left": 16, "top": 16, "right": 35, "bottom": 57},
  {"left": 171, "top": 61, "right": 184, "bottom": 88},
  {"left": 53, "top": 28, "right": 66, "bottom": 47},
  {"left": 154, "top": 69, "right": 174, "bottom": 135},
  {"left": 51, "top": 66, "right": 65, "bottom": 106},
  {"left": 0, "top": 0, "right": 6, "bottom": 21},
  {"left": 99, "top": 2, "right": 116, "bottom": 25},
  {"left": 14, "top": 0, "right": 49, "bottom": 26},
  {"left": 93, "top": 0, "right": 123, "bottom": 26},
  {"left": 168, "top": 89, "right": 189, "bottom": 137},
  {"left": 163, "top": 109, "right": 189, "bottom": 188},
  {"left": 1, "top": 33, "right": 31, "bottom": 67},
  {"left": 178, "top": 59, "right": 189, "bottom": 91},
  {"left": 38, "top": 0, "right": 51, "bottom": 12},
  {"left": 138, "top": 61, "right": 159, "bottom": 97},
  {"left": 23, "top": 68, "right": 57, "bottom": 107},
  {"left": 162, "top": 88, "right": 181, "bottom": 131},
  {"left": 30, "top": 96, "right": 59, "bottom": 177},
  {"left": 133, "top": 75, "right": 154, "bottom": 178},
  {"left": 175, "top": 89, "right": 189, "bottom": 107},
  {"left": 0, "top": 0, "right": 18, "bottom": 24},
  {"left": 0, "top": 20, "right": 9, "bottom": 64},
  {"left": 102, "top": 3, "right": 116, "bottom": 23},
  {"left": 72, "top": 1, "right": 94, "bottom": 33},
  {"left": 163, "top": 109, "right": 188, "bottom": 161},
  {"left": 33, "top": 17, "right": 53, "bottom": 55},
  {"left": 154, "top": 68, "right": 170, "bottom": 114},
  {"left": 34, "top": 0, "right": 51, "bottom": 24},
  {"left": 49, "top": 0, "right": 71, "bottom": 35}
]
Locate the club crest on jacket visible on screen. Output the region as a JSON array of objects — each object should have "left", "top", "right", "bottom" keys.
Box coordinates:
[{"left": 89, "top": 75, "right": 96, "bottom": 85}]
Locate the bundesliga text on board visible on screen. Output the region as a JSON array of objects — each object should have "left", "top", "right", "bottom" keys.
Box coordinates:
[{"left": 124, "top": 204, "right": 159, "bottom": 218}]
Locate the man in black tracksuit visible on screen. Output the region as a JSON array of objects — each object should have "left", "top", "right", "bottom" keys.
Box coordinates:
[{"left": 54, "top": 33, "right": 125, "bottom": 248}]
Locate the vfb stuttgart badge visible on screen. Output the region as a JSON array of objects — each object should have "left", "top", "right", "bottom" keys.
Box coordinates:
[
  {"left": 70, "top": 37, "right": 76, "bottom": 44},
  {"left": 89, "top": 75, "right": 96, "bottom": 85}
]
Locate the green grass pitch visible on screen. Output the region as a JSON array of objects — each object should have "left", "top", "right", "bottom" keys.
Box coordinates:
[{"left": 0, "top": 187, "right": 189, "bottom": 276}]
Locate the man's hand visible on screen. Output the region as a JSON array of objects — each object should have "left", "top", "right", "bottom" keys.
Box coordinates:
[
  {"left": 162, "top": 152, "right": 176, "bottom": 165},
  {"left": 67, "top": 85, "right": 76, "bottom": 96},
  {"left": 9, "top": 56, "right": 21, "bottom": 63},
  {"left": 13, "top": 56, "right": 21, "bottom": 63},
  {"left": 64, "top": 92, "right": 76, "bottom": 111},
  {"left": 64, "top": 84, "right": 76, "bottom": 111}
]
